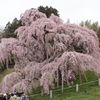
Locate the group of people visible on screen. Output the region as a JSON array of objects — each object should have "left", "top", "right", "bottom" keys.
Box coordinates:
[{"left": 0, "top": 91, "right": 28, "bottom": 100}]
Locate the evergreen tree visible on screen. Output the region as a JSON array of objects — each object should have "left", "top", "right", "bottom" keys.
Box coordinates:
[
  {"left": 38, "top": 6, "right": 59, "bottom": 18},
  {"left": 2, "top": 18, "right": 22, "bottom": 38}
]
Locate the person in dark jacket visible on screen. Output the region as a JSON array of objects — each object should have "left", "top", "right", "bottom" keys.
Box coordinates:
[
  {"left": 3, "top": 94, "right": 6, "bottom": 100},
  {"left": 0, "top": 93, "right": 3, "bottom": 100}
]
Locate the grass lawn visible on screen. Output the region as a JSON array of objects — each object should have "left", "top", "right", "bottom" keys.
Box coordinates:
[
  {"left": 1, "top": 68, "right": 100, "bottom": 100},
  {"left": 0, "top": 67, "right": 14, "bottom": 83},
  {"left": 28, "top": 71, "right": 100, "bottom": 100},
  {"left": 29, "top": 83, "right": 100, "bottom": 100}
]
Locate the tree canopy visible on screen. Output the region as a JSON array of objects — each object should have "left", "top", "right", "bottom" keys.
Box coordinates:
[{"left": 38, "top": 6, "right": 59, "bottom": 18}]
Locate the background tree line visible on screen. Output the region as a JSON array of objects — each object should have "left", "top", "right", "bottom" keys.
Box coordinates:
[
  {"left": 79, "top": 20, "right": 100, "bottom": 39},
  {"left": 66, "top": 19, "right": 100, "bottom": 40},
  {"left": 2, "top": 18, "right": 22, "bottom": 38}
]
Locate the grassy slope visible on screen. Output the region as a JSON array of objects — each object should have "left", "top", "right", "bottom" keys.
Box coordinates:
[
  {"left": 0, "top": 67, "right": 14, "bottom": 83},
  {"left": 1, "top": 69, "right": 100, "bottom": 100},
  {"left": 29, "top": 71, "right": 100, "bottom": 100},
  {"left": 29, "top": 85, "right": 100, "bottom": 100}
]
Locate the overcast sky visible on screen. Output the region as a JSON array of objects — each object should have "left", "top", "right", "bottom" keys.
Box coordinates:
[{"left": 0, "top": 0, "right": 100, "bottom": 27}]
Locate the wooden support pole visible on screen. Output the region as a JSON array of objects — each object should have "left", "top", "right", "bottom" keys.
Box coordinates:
[{"left": 62, "top": 70, "right": 64, "bottom": 92}]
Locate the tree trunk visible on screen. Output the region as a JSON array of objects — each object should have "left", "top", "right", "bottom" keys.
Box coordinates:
[
  {"left": 6, "top": 59, "right": 9, "bottom": 70},
  {"left": 83, "top": 71, "right": 88, "bottom": 82},
  {"left": 78, "top": 66, "right": 82, "bottom": 84},
  {"left": 57, "top": 69, "right": 59, "bottom": 88},
  {"left": 62, "top": 69, "right": 64, "bottom": 92},
  {"left": 45, "top": 34, "right": 48, "bottom": 60}
]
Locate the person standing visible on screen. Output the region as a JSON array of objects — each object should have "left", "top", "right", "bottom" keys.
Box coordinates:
[
  {"left": 0, "top": 93, "right": 3, "bottom": 100},
  {"left": 16, "top": 93, "right": 22, "bottom": 100},
  {"left": 3, "top": 94, "right": 6, "bottom": 100},
  {"left": 21, "top": 92, "right": 27, "bottom": 100}
]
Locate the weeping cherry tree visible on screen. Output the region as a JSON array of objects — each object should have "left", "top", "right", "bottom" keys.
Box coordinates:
[{"left": 0, "top": 9, "right": 100, "bottom": 94}]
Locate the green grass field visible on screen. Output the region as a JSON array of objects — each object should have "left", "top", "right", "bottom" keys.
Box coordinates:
[
  {"left": 0, "top": 67, "right": 14, "bottom": 83},
  {"left": 29, "top": 81, "right": 100, "bottom": 100},
  {"left": 1, "top": 69, "right": 100, "bottom": 100},
  {"left": 28, "top": 84, "right": 100, "bottom": 100},
  {"left": 28, "top": 71, "right": 100, "bottom": 100}
]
